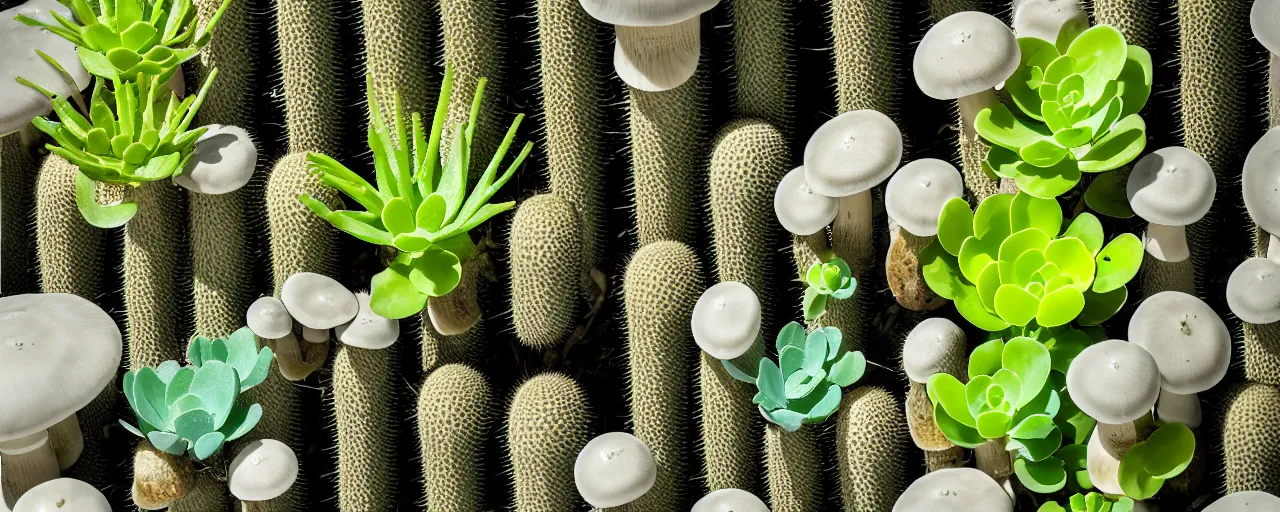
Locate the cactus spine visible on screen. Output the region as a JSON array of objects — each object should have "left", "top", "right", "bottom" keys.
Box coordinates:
[
  {"left": 621, "top": 241, "right": 703, "bottom": 510},
  {"left": 507, "top": 373, "right": 591, "bottom": 511},
  {"left": 439, "top": 0, "right": 504, "bottom": 168},
  {"left": 510, "top": 194, "right": 583, "bottom": 349},
  {"left": 1, "top": 135, "right": 37, "bottom": 295},
  {"left": 629, "top": 70, "right": 708, "bottom": 246},
  {"left": 419, "top": 364, "right": 493, "bottom": 511},
  {"left": 276, "top": 0, "right": 341, "bottom": 153},
  {"left": 332, "top": 345, "right": 399, "bottom": 509},
  {"left": 837, "top": 386, "right": 908, "bottom": 511},
  {"left": 730, "top": 0, "right": 793, "bottom": 133},
  {"left": 1222, "top": 383, "right": 1280, "bottom": 494},
  {"left": 123, "top": 182, "right": 189, "bottom": 368},
  {"left": 1092, "top": 0, "right": 1157, "bottom": 48},
  {"left": 763, "top": 425, "right": 820, "bottom": 511}
]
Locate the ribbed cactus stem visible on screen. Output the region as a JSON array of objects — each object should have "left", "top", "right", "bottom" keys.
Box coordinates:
[
  {"left": 124, "top": 181, "right": 189, "bottom": 369},
  {"left": 730, "top": 0, "right": 793, "bottom": 133},
  {"left": 1222, "top": 383, "right": 1280, "bottom": 494},
  {"left": 439, "top": 0, "right": 504, "bottom": 168},
  {"left": 332, "top": 345, "right": 398, "bottom": 509},
  {"left": 419, "top": 364, "right": 492, "bottom": 511},
  {"left": 830, "top": 0, "right": 897, "bottom": 115},
  {"left": 629, "top": 71, "right": 707, "bottom": 246},
  {"left": 1137, "top": 254, "right": 1196, "bottom": 298},
  {"left": 836, "top": 386, "right": 908, "bottom": 511},
  {"left": 168, "top": 470, "right": 229, "bottom": 512},
  {"left": 1, "top": 134, "right": 37, "bottom": 295},
  {"left": 510, "top": 194, "right": 583, "bottom": 349},
  {"left": 276, "top": 0, "right": 341, "bottom": 153},
  {"left": 507, "top": 373, "right": 591, "bottom": 511},
  {"left": 824, "top": 192, "right": 871, "bottom": 352},
  {"left": 1092, "top": 0, "right": 1157, "bottom": 47},
  {"left": 764, "top": 425, "right": 820, "bottom": 511}
]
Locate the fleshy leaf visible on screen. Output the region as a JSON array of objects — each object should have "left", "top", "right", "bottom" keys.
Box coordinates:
[
  {"left": 1141, "top": 423, "right": 1195, "bottom": 479},
  {"left": 192, "top": 432, "right": 225, "bottom": 460},
  {"left": 976, "top": 103, "right": 1054, "bottom": 152},
  {"left": 1076, "top": 286, "right": 1127, "bottom": 326},
  {"left": 369, "top": 262, "right": 429, "bottom": 319},
  {"left": 1015, "top": 159, "right": 1082, "bottom": 199},
  {"left": 1037, "top": 287, "right": 1086, "bottom": 328},
  {"left": 1004, "top": 337, "right": 1051, "bottom": 405},
  {"left": 1117, "top": 45, "right": 1153, "bottom": 118},
  {"left": 937, "top": 197, "right": 975, "bottom": 256},
  {"left": 828, "top": 351, "right": 865, "bottom": 387},
  {"left": 1093, "top": 234, "right": 1142, "bottom": 293},
  {"left": 1078, "top": 114, "right": 1146, "bottom": 172},
  {"left": 756, "top": 358, "right": 787, "bottom": 409},
  {"left": 147, "top": 431, "right": 187, "bottom": 456},
  {"left": 1065, "top": 25, "right": 1128, "bottom": 106},
  {"left": 933, "top": 403, "right": 985, "bottom": 448},
  {"left": 407, "top": 247, "right": 462, "bottom": 297},
  {"left": 995, "top": 284, "right": 1040, "bottom": 326},
  {"left": 1016, "top": 456, "right": 1068, "bottom": 494},
  {"left": 760, "top": 406, "right": 805, "bottom": 432},
  {"left": 929, "top": 373, "right": 976, "bottom": 428},
  {"left": 1011, "top": 193, "right": 1064, "bottom": 237},
  {"left": 977, "top": 410, "right": 1013, "bottom": 439},
  {"left": 1063, "top": 213, "right": 1104, "bottom": 256},
  {"left": 969, "top": 339, "right": 1006, "bottom": 379},
  {"left": 1083, "top": 171, "right": 1135, "bottom": 218},
  {"left": 1117, "top": 441, "right": 1164, "bottom": 500}
]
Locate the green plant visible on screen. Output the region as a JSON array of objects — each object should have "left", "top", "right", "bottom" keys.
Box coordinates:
[
  {"left": 121, "top": 327, "right": 272, "bottom": 460},
  {"left": 802, "top": 257, "right": 857, "bottom": 321},
  {"left": 977, "top": 25, "right": 1151, "bottom": 200},
  {"left": 298, "top": 65, "right": 530, "bottom": 320},
  {"left": 753, "top": 322, "right": 866, "bottom": 432},
  {"left": 921, "top": 193, "right": 1143, "bottom": 331},
  {"left": 1039, "top": 492, "right": 1135, "bottom": 512},
  {"left": 1115, "top": 422, "right": 1195, "bottom": 500}
]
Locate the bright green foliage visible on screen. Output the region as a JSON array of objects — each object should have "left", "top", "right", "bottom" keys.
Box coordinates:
[
  {"left": 802, "top": 257, "right": 856, "bottom": 321},
  {"left": 298, "top": 66, "right": 531, "bottom": 320},
  {"left": 752, "top": 322, "right": 866, "bottom": 432},
  {"left": 120, "top": 327, "right": 271, "bottom": 461},
  {"left": 978, "top": 25, "right": 1152, "bottom": 200},
  {"left": 922, "top": 193, "right": 1142, "bottom": 331},
  {"left": 1039, "top": 493, "right": 1135, "bottom": 512},
  {"left": 1116, "top": 422, "right": 1196, "bottom": 500}
]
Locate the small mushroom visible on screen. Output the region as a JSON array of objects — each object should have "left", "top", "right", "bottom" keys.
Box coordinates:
[
  {"left": 0, "top": 0, "right": 91, "bottom": 136},
  {"left": 885, "top": 159, "right": 964, "bottom": 238},
  {"left": 300, "top": 326, "right": 329, "bottom": 344},
  {"left": 246, "top": 296, "right": 293, "bottom": 340},
  {"left": 1227, "top": 257, "right": 1280, "bottom": 325},
  {"left": 0, "top": 432, "right": 58, "bottom": 509},
  {"left": 1011, "top": 0, "right": 1089, "bottom": 44},
  {"left": 1066, "top": 339, "right": 1161, "bottom": 426},
  {"left": 172, "top": 124, "right": 258, "bottom": 195},
  {"left": 1155, "top": 388, "right": 1202, "bottom": 429},
  {"left": 692, "top": 488, "right": 769, "bottom": 512},
  {"left": 691, "top": 282, "right": 761, "bottom": 360},
  {"left": 1243, "top": 128, "right": 1280, "bottom": 256},
  {"left": 1129, "top": 291, "right": 1230, "bottom": 395},
  {"left": 893, "top": 468, "right": 1013, "bottom": 512},
  {"left": 45, "top": 415, "right": 81, "bottom": 471},
  {"left": 280, "top": 272, "right": 359, "bottom": 330},
  {"left": 774, "top": 166, "right": 838, "bottom": 236},
  {"left": 913, "top": 12, "right": 1021, "bottom": 138},
  {"left": 574, "top": 432, "right": 656, "bottom": 508},
  {"left": 580, "top": 0, "right": 720, "bottom": 92},
  {"left": 12, "top": 478, "right": 110, "bottom": 512},
  {"left": 335, "top": 292, "right": 401, "bottom": 350},
  {"left": 1253, "top": 0, "right": 1280, "bottom": 56},
  {"left": 228, "top": 439, "right": 299, "bottom": 503},
  {"left": 1126, "top": 147, "right": 1216, "bottom": 263},
  {"left": 901, "top": 317, "right": 967, "bottom": 384},
  {"left": 1205, "top": 491, "right": 1280, "bottom": 512}
]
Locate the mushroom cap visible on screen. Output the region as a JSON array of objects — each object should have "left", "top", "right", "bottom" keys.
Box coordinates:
[
  {"left": 172, "top": 124, "right": 258, "bottom": 195},
  {"left": 893, "top": 468, "right": 1013, "bottom": 512},
  {"left": 692, "top": 488, "right": 770, "bottom": 512},
  {"left": 803, "top": 110, "right": 904, "bottom": 197},
  {"left": 1011, "top": 0, "right": 1089, "bottom": 44},
  {"left": 1228, "top": 257, "right": 1280, "bottom": 325},
  {"left": 0, "top": 0, "right": 91, "bottom": 136},
  {"left": 691, "top": 282, "right": 762, "bottom": 360},
  {"left": 1066, "top": 339, "right": 1162, "bottom": 424},
  {"left": 913, "top": 11, "right": 1021, "bottom": 100},
  {"left": 1126, "top": 146, "right": 1216, "bottom": 226},
  {"left": 1128, "top": 291, "right": 1230, "bottom": 394},
  {"left": 1253, "top": 0, "right": 1280, "bottom": 56},
  {"left": 0, "top": 293, "right": 121, "bottom": 442},
  {"left": 334, "top": 292, "right": 400, "bottom": 350},
  {"left": 246, "top": 296, "right": 293, "bottom": 339},
  {"left": 902, "top": 317, "right": 967, "bottom": 383},
  {"left": 1243, "top": 128, "right": 1280, "bottom": 234},
  {"left": 1206, "top": 491, "right": 1280, "bottom": 512},
  {"left": 228, "top": 439, "right": 299, "bottom": 502},
  {"left": 280, "top": 272, "right": 359, "bottom": 330},
  {"left": 775, "top": 166, "right": 838, "bottom": 236},
  {"left": 574, "top": 432, "right": 657, "bottom": 508},
  {"left": 613, "top": 18, "right": 701, "bottom": 92},
  {"left": 13, "top": 478, "right": 111, "bottom": 512},
  {"left": 884, "top": 159, "right": 964, "bottom": 236},
  {"left": 579, "top": 0, "right": 719, "bottom": 26}
]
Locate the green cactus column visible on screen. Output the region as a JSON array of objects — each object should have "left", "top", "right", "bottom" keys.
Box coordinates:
[
  {"left": 419, "top": 364, "right": 493, "bottom": 511},
  {"left": 275, "top": 0, "right": 341, "bottom": 154},
  {"left": 332, "top": 345, "right": 399, "bottom": 509},
  {"left": 363, "top": 0, "right": 437, "bottom": 117},
  {"left": 630, "top": 70, "right": 708, "bottom": 246},
  {"left": 421, "top": 317, "right": 485, "bottom": 372},
  {"left": 730, "top": 0, "right": 793, "bottom": 133},
  {"left": 1092, "top": 0, "right": 1157, "bottom": 48},
  {"left": 510, "top": 194, "right": 583, "bottom": 349},
  {"left": 123, "top": 181, "right": 189, "bottom": 368},
  {"left": 1222, "top": 383, "right": 1280, "bottom": 494},
  {"left": 439, "top": 0, "right": 504, "bottom": 168},
  {"left": 836, "top": 386, "right": 908, "bottom": 511},
  {"left": 507, "top": 373, "right": 592, "bottom": 511},
  {"left": 1, "top": 135, "right": 37, "bottom": 295},
  {"left": 764, "top": 426, "right": 820, "bottom": 511}
]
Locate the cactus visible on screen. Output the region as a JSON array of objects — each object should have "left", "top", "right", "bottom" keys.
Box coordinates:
[
  {"left": 1222, "top": 383, "right": 1280, "bottom": 495},
  {"left": 332, "top": 345, "right": 399, "bottom": 509},
  {"left": 621, "top": 241, "right": 703, "bottom": 510},
  {"left": 362, "top": 0, "right": 437, "bottom": 119},
  {"left": 421, "top": 315, "right": 485, "bottom": 372},
  {"left": 507, "top": 373, "right": 591, "bottom": 511},
  {"left": 124, "top": 179, "right": 189, "bottom": 368},
  {"left": 630, "top": 69, "right": 707, "bottom": 246},
  {"left": 730, "top": 0, "right": 793, "bottom": 132},
  {"left": 764, "top": 425, "right": 821, "bottom": 512},
  {"left": 439, "top": 0, "right": 504, "bottom": 169},
  {"left": 419, "top": 364, "right": 492, "bottom": 511},
  {"left": 830, "top": 0, "right": 897, "bottom": 115},
  {"left": 1093, "top": 0, "right": 1157, "bottom": 47},
  {"left": 1, "top": 135, "right": 37, "bottom": 295},
  {"left": 836, "top": 386, "right": 908, "bottom": 511},
  {"left": 510, "top": 194, "right": 583, "bottom": 349},
  {"left": 698, "top": 351, "right": 759, "bottom": 492},
  {"left": 276, "top": 0, "right": 341, "bottom": 153}
]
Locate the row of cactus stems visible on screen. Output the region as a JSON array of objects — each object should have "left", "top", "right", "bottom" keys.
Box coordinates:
[
  {"left": 1, "top": 134, "right": 36, "bottom": 295},
  {"left": 629, "top": 69, "right": 708, "bottom": 246}
]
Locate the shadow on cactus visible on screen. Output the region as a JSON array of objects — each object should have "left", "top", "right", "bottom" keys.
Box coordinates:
[
  {"left": 298, "top": 65, "right": 531, "bottom": 320},
  {"left": 1040, "top": 492, "right": 1135, "bottom": 512},
  {"left": 752, "top": 322, "right": 865, "bottom": 432},
  {"left": 979, "top": 25, "right": 1151, "bottom": 200},
  {"left": 921, "top": 193, "right": 1143, "bottom": 332},
  {"left": 120, "top": 327, "right": 273, "bottom": 461},
  {"left": 802, "top": 257, "right": 856, "bottom": 321}
]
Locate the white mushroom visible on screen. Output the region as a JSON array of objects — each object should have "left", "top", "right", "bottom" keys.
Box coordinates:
[
  {"left": 172, "top": 124, "right": 258, "bottom": 195},
  {"left": 12, "top": 478, "right": 110, "bottom": 512},
  {"left": 1155, "top": 388, "right": 1202, "bottom": 429},
  {"left": 1205, "top": 491, "right": 1280, "bottom": 512},
  {"left": 227, "top": 439, "right": 299, "bottom": 503},
  {"left": 893, "top": 468, "right": 1013, "bottom": 512},
  {"left": 1126, "top": 147, "right": 1216, "bottom": 263},
  {"left": 280, "top": 272, "right": 359, "bottom": 330},
  {"left": 1227, "top": 257, "right": 1280, "bottom": 325},
  {"left": 246, "top": 296, "right": 293, "bottom": 340},
  {"left": 1066, "top": 340, "right": 1161, "bottom": 426},
  {"left": 300, "top": 326, "right": 329, "bottom": 344},
  {"left": 901, "top": 317, "right": 967, "bottom": 384},
  {"left": 690, "top": 282, "right": 761, "bottom": 360},
  {"left": 0, "top": 0, "right": 91, "bottom": 136},
  {"left": 692, "top": 488, "right": 770, "bottom": 512},
  {"left": 1253, "top": 0, "right": 1280, "bottom": 57},
  {"left": 913, "top": 11, "right": 1021, "bottom": 139},
  {"left": 573, "top": 432, "right": 656, "bottom": 508},
  {"left": 885, "top": 159, "right": 964, "bottom": 238},
  {"left": 1011, "top": 0, "right": 1089, "bottom": 44},
  {"left": 579, "top": 0, "right": 720, "bottom": 92},
  {"left": 0, "top": 432, "right": 58, "bottom": 510},
  {"left": 334, "top": 292, "right": 400, "bottom": 350},
  {"left": 774, "top": 166, "right": 838, "bottom": 236},
  {"left": 1129, "top": 291, "right": 1228, "bottom": 432}
]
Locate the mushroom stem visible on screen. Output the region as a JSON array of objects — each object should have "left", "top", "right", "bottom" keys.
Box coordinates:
[
  {"left": 0, "top": 431, "right": 60, "bottom": 508},
  {"left": 973, "top": 439, "right": 1012, "bottom": 482},
  {"left": 1142, "top": 222, "right": 1190, "bottom": 262},
  {"left": 1156, "top": 389, "right": 1203, "bottom": 429},
  {"left": 426, "top": 257, "right": 482, "bottom": 336},
  {"left": 830, "top": 190, "right": 873, "bottom": 272},
  {"left": 266, "top": 331, "right": 329, "bottom": 381},
  {"left": 886, "top": 224, "right": 946, "bottom": 311},
  {"left": 1087, "top": 418, "right": 1152, "bottom": 495},
  {"left": 614, "top": 17, "right": 700, "bottom": 92},
  {"left": 957, "top": 89, "right": 999, "bottom": 140},
  {"left": 300, "top": 326, "right": 329, "bottom": 344},
  {"left": 1267, "top": 232, "right": 1280, "bottom": 262},
  {"left": 45, "top": 414, "right": 81, "bottom": 471}
]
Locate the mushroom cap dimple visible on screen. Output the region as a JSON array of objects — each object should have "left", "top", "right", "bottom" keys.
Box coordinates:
[
  {"left": 13, "top": 478, "right": 111, "bottom": 512},
  {"left": 1228, "top": 257, "right": 1280, "bottom": 325},
  {"left": 893, "top": 467, "right": 1013, "bottom": 512},
  {"left": 1126, "top": 147, "right": 1216, "bottom": 226},
  {"left": 1253, "top": 0, "right": 1280, "bottom": 56},
  {"left": 1128, "top": 291, "right": 1230, "bottom": 395},
  {"left": 0, "top": 0, "right": 91, "bottom": 136},
  {"left": 885, "top": 159, "right": 964, "bottom": 237},
  {"left": 1066, "top": 339, "right": 1162, "bottom": 424},
  {"left": 692, "top": 488, "right": 770, "bottom": 512},
  {"left": 1011, "top": 0, "right": 1089, "bottom": 44},
  {"left": 902, "top": 317, "right": 967, "bottom": 383},
  {"left": 228, "top": 439, "right": 299, "bottom": 502},
  {"left": 1205, "top": 491, "right": 1280, "bottom": 512},
  {"left": 0, "top": 293, "right": 122, "bottom": 442},
  {"left": 1243, "top": 128, "right": 1280, "bottom": 234},
  {"left": 173, "top": 124, "right": 258, "bottom": 195},
  {"left": 246, "top": 296, "right": 293, "bottom": 340},
  {"left": 775, "top": 166, "right": 838, "bottom": 236},
  {"left": 280, "top": 272, "right": 360, "bottom": 330},
  {"left": 579, "top": 0, "right": 719, "bottom": 26},
  {"left": 335, "top": 292, "right": 400, "bottom": 350},
  {"left": 574, "top": 432, "right": 657, "bottom": 508},
  {"left": 913, "top": 11, "right": 1021, "bottom": 100},
  {"left": 691, "top": 282, "right": 761, "bottom": 360},
  {"left": 804, "top": 110, "right": 903, "bottom": 198}
]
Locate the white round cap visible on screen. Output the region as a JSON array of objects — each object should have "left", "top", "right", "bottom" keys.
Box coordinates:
[
  {"left": 0, "top": 0, "right": 91, "bottom": 136},
  {"left": 579, "top": 0, "right": 719, "bottom": 26},
  {"left": 1012, "top": 0, "right": 1089, "bottom": 44},
  {"left": 1066, "top": 339, "right": 1162, "bottom": 424},
  {"left": 613, "top": 19, "right": 701, "bottom": 92},
  {"left": 1228, "top": 257, "right": 1280, "bottom": 325},
  {"left": 574, "top": 432, "right": 656, "bottom": 508},
  {"left": 13, "top": 478, "right": 111, "bottom": 512},
  {"left": 913, "top": 11, "right": 1021, "bottom": 100},
  {"left": 280, "top": 272, "right": 359, "bottom": 330},
  {"left": 0, "top": 293, "right": 122, "bottom": 442},
  {"left": 775, "top": 166, "right": 838, "bottom": 236},
  {"left": 1253, "top": 0, "right": 1280, "bottom": 56},
  {"left": 246, "top": 296, "right": 293, "bottom": 340},
  {"left": 804, "top": 110, "right": 903, "bottom": 197},
  {"left": 1127, "top": 147, "right": 1216, "bottom": 226},
  {"left": 885, "top": 159, "right": 964, "bottom": 236},
  {"left": 228, "top": 439, "right": 299, "bottom": 502},
  {"left": 692, "top": 488, "right": 769, "bottom": 512},
  {"left": 173, "top": 124, "right": 258, "bottom": 195},
  {"left": 902, "top": 317, "right": 967, "bottom": 383},
  {"left": 691, "top": 282, "right": 761, "bottom": 360},
  {"left": 1243, "top": 128, "right": 1280, "bottom": 234},
  {"left": 893, "top": 468, "right": 1013, "bottom": 512},
  {"left": 1128, "top": 291, "right": 1230, "bottom": 395},
  {"left": 335, "top": 292, "right": 400, "bottom": 350},
  {"left": 1206, "top": 491, "right": 1280, "bottom": 512}
]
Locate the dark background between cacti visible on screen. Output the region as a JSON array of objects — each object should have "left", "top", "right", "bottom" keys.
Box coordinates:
[{"left": 0, "top": 0, "right": 1269, "bottom": 509}]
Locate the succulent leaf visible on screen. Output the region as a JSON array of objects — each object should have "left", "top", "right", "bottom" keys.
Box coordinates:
[{"left": 754, "top": 324, "right": 865, "bottom": 430}]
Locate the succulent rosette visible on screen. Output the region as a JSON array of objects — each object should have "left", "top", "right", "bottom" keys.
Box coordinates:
[
  {"left": 752, "top": 322, "right": 866, "bottom": 432},
  {"left": 801, "top": 257, "right": 856, "bottom": 321}
]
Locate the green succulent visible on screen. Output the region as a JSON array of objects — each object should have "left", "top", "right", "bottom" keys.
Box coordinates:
[
  {"left": 801, "top": 257, "right": 856, "bottom": 321},
  {"left": 921, "top": 193, "right": 1143, "bottom": 331},
  {"left": 120, "top": 327, "right": 272, "bottom": 461},
  {"left": 1116, "top": 422, "right": 1196, "bottom": 500},
  {"left": 298, "top": 65, "right": 530, "bottom": 320},
  {"left": 977, "top": 24, "right": 1152, "bottom": 200},
  {"left": 752, "top": 322, "right": 866, "bottom": 432},
  {"left": 1039, "top": 492, "right": 1135, "bottom": 512}
]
